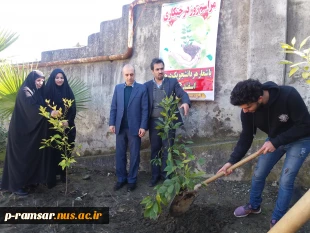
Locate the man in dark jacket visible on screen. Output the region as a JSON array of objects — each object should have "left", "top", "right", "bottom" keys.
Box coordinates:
[
  {"left": 217, "top": 79, "right": 310, "bottom": 228},
  {"left": 109, "top": 64, "right": 148, "bottom": 192},
  {"left": 144, "top": 58, "right": 191, "bottom": 187}
]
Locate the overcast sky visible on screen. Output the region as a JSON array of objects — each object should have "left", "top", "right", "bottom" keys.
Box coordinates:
[{"left": 0, "top": 0, "right": 133, "bottom": 62}]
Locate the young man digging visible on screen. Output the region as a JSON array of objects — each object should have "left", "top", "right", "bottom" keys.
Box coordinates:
[{"left": 217, "top": 79, "right": 310, "bottom": 229}]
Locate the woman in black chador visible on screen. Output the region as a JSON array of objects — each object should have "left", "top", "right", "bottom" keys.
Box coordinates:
[
  {"left": 44, "top": 68, "right": 76, "bottom": 188},
  {"left": 1, "top": 70, "right": 47, "bottom": 196}
]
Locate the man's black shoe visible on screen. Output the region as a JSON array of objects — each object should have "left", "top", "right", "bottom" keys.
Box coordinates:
[
  {"left": 114, "top": 181, "right": 127, "bottom": 191},
  {"left": 148, "top": 178, "right": 160, "bottom": 187},
  {"left": 127, "top": 183, "right": 136, "bottom": 192}
]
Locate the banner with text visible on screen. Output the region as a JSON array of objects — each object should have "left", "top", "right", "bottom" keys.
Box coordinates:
[{"left": 159, "top": 0, "right": 221, "bottom": 101}]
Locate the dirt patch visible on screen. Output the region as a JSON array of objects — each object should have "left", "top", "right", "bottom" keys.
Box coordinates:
[{"left": 0, "top": 166, "right": 309, "bottom": 233}]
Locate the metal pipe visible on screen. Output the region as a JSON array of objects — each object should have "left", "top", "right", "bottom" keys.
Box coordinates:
[{"left": 34, "top": 0, "right": 159, "bottom": 68}]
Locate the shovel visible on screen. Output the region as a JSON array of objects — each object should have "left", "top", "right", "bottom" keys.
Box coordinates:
[
  {"left": 169, "top": 149, "right": 263, "bottom": 217},
  {"left": 268, "top": 189, "right": 310, "bottom": 233}
]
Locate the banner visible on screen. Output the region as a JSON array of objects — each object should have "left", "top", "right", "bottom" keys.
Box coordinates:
[{"left": 159, "top": 0, "right": 221, "bottom": 101}]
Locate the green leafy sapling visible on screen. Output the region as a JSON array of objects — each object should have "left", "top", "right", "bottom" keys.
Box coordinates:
[
  {"left": 280, "top": 36, "right": 310, "bottom": 83},
  {"left": 39, "top": 98, "right": 81, "bottom": 195},
  {"left": 141, "top": 95, "right": 204, "bottom": 220}
]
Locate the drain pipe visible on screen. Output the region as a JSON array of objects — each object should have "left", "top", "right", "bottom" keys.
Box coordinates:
[{"left": 35, "top": 0, "right": 159, "bottom": 68}]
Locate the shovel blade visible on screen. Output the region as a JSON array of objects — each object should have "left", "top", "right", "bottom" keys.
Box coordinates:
[{"left": 169, "top": 190, "right": 198, "bottom": 217}]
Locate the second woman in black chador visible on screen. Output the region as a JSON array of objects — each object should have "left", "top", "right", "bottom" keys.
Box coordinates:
[{"left": 44, "top": 68, "right": 76, "bottom": 188}]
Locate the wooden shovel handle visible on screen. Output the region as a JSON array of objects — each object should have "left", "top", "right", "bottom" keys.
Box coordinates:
[
  {"left": 202, "top": 149, "right": 263, "bottom": 186},
  {"left": 268, "top": 190, "right": 310, "bottom": 233}
]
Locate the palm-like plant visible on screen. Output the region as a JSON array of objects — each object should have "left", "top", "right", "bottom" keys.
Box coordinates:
[
  {"left": 0, "top": 29, "right": 19, "bottom": 54},
  {"left": 0, "top": 28, "right": 23, "bottom": 118},
  {"left": 68, "top": 78, "right": 91, "bottom": 111},
  {"left": 0, "top": 63, "right": 35, "bottom": 118},
  {"left": 0, "top": 28, "right": 20, "bottom": 153}
]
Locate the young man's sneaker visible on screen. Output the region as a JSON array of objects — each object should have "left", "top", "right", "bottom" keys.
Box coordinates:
[
  {"left": 270, "top": 219, "right": 277, "bottom": 229},
  {"left": 234, "top": 203, "right": 261, "bottom": 217}
]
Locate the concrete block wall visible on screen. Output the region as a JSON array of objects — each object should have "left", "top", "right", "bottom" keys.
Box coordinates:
[{"left": 38, "top": 0, "right": 310, "bottom": 184}]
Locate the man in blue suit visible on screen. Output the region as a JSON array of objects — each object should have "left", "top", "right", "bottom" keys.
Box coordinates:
[
  {"left": 144, "top": 58, "right": 191, "bottom": 187},
  {"left": 109, "top": 64, "right": 148, "bottom": 192}
]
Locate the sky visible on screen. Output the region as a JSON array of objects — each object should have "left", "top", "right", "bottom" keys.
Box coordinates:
[{"left": 0, "top": 0, "right": 133, "bottom": 63}]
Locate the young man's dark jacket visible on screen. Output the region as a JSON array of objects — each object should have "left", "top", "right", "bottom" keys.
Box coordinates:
[{"left": 228, "top": 81, "right": 310, "bottom": 164}]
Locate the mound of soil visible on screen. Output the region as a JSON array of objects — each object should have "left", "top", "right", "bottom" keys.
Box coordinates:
[{"left": 0, "top": 166, "right": 309, "bottom": 233}]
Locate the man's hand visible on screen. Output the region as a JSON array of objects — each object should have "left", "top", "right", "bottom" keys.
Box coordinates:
[
  {"left": 138, "top": 128, "right": 146, "bottom": 138},
  {"left": 217, "top": 162, "right": 233, "bottom": 176},
  {"left": 260, "top": 141, "right": 276, "bottom": 154},
  {"left": 180, "top": 103, "right": 189, "bottom": 116},
  {"left": 109, "top": 126, "right": 115, "bottom": 134}
]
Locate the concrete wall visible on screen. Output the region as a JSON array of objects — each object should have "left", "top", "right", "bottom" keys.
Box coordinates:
[{"left": 38, "top": 0, "right": 310, "bottom": 183}]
